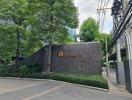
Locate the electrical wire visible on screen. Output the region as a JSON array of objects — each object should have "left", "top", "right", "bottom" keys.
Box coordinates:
[
  {"left": 101, "top": 0, "right": 108, "bottom": 28},
  {"left": 101, "top": 0, "right": 111, "bottom": 30},
  {"left": 97, "top": 0, "right": 103, "bottom": 30},
  {"left": 97, "top": 0, "right": 104, "bottom": 30},
  {"left": 97, "top": 0, "right": 111, "bottom": 31},
  {"left": 97, "top": 0, "right": 101, "bottom": 30}
]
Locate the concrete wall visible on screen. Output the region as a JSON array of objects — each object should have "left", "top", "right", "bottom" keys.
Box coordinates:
[
  {"left": 23, "top": 42, "right": 102, "bottom": 75},
  {"left": 124, "top": 60, "right": 132, "bottom": 93},
  {"left": 115, "top": 62, "right": 125, "bottom": 85}
]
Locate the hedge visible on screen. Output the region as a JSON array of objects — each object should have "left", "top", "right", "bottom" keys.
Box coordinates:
[
  {"left": 1, "top": 72, "right": 108, "bottom": 89},
  {"left": 43, "top": 73, "right": 108, "bottom": 89},
  {"left": 0, "top": 64, "right": 108, "bottom": 89}
]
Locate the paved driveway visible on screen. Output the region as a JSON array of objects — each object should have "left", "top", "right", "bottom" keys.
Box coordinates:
[{"left": 0, "top": 78, "right": 132, "bottom": 100}]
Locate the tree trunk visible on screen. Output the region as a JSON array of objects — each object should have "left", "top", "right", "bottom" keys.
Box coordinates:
[
  {"left": 15, "top": 32, "right": 20, "bottom": 67},
  {"left": 47, "top": 44, "right": 52, "bottom": 73}
]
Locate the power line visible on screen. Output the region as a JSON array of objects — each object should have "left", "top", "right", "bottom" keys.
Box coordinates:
[
  {"left": 97, "top": 0, "right": 101, "bottom": 29},
  {"left": 98, "top": 0, "right": 101, "bottom": 9},
  {"left": 97, "top": 0, "right": 103, "bottom": 29},
  {"left": 100, "top": 0, "right": 104, "bottom": 9},
  {"left": 97, "top": 0, "right": 112, "bottom": 31},
  {"left": 101, "top": 0, "right": 111, "bottom": 30},
  {"left": 97, "top": 0, "right": 104, "bottom": 30}
]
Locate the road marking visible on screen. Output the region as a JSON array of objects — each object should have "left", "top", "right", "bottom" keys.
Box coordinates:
[{"left": 22, "top": 84, "right": 67, "bottom": 100}]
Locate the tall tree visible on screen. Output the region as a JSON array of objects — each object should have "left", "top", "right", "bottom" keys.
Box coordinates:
[
  {"left": 0, "top": 0, "right": 42, "bottom": 63},
  {"left": 28, "top": 0, "right": 78, "bottom": 44},
  {"left": 95, "top": 33, "right": 112, "bottom": 65},
  {"left": 28, "top": 0, "right": 78, "bottom": 73},
  {"left": 95, "top": 33, "right": 112, "bottom": 55},
  {"left": 79, "top": 17, "right": 99, "bottom": 42},
  {"left": 0, "top": 25, "right": 17, "bottom": 60},
  {"left": 0, "top": 0, "right": 27, "bottom": 65},
  {"left": 0, "top": 0, "right": 78, "bottom": 70}
]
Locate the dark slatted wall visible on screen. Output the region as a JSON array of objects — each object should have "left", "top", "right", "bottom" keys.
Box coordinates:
[
  {"left": 51, "top": 42, "right": 102, "bottom": 75},
  {"left": 22, "top": 42, "right": 102, "bottom": 75}
]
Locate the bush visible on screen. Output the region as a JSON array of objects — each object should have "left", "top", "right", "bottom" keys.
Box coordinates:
[
  {"left": 45, "top": 73, "right": 108, "bottom": 89},
  {"left": 20, "top": 73, "right": 108, "bottom": 89},
  {"left": 0, "top": 64, "right": 108, "bottom": 89},
  {"left": 19, "top": 65, "right": 31, "bottom": 77},
  {"left": 28, "top": 63, "right": 41, "bottom": 73},
  {"left": 18, "top": 64, "right": 41, "bottom": 77},
  {"left": 0, "top": 63, "right": 42, "bottom": 77},
  {"left": 0, "top": 64, "right": 9, "bottom": 76}
]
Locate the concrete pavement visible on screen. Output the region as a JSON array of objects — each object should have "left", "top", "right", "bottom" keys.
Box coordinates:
[
  {"left": 0, "top": 78, "right": 132, "bottom": 100},
  {"left": 0, "top": 78, "right": 45, "bottom": 94},
  {"left": 103, "top": 67, "right": 131, "bottom": 95}
]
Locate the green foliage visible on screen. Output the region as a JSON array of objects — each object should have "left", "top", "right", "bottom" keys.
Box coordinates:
[
  {"left": 19, "top": 64, "right": 41, "bottom": 77},
  {"left": 29, "top": 0, "right": 78, "bottom": 44},
  {"left": 95, "top": 33, "right": 112, "bottom": 65},
  {"left": 19, "top": 65, "right": 31, "bottom": 77},
  {"left": 0, "top": 0, "right": 78, "bottom": 61},
  {"left": 95, "top": 33, "right": 112, "bottom": 54},
  {"left": 0, "top": 25, "right": 17, "bottom": 60},
  {"left": 0, "top": 63, "right": 108, "bottom": 89},
  {"left": 29, "top": 73, "right": 108, "bottom": 89},
  {"left": 0, "top": 64, "right": 9, "bottom": 76},
  {"left": 28, "top": 63, "right": 41, "bottom": 73},
  {"left": 22, "top": 31, "right": 43, "bottom": 56},
  {"left": 0, "top": 0, "right": 32, "bottom": 59},
  {"left": 0, "top": 71, "right": 108, "bottom": 89},
  {"left": 0, "top": 63, "right": 42, "bottom": 77},
  {"left": 80, "top": 17, "right": 99, "bottom": 42},
  {"left": 46, "top": 73, "right": 108, "bottom": 89},
  {"left": 27, "top": 0, "right": 78, "bottom": 73}
]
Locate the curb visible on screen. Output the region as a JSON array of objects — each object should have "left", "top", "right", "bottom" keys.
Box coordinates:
[
  {"left": 70, "top": 83, "right": 109, "bottom": 92},
  {"left": 0, "top": 77, "right": 47, "bottom": 81},
  {"left": 0, "top": 77, "right": 108, "bottom": 92}
]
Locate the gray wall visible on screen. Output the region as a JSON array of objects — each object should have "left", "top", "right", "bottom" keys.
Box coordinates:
[
  {"left": 23, "top": 42, "right": 102, "bottom": 75},
  {"left": 124, "top": 60, "right": 132, "bottom": 93}
]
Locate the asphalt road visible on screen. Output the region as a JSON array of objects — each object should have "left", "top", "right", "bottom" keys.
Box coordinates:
[{"left": 0, "top": 78, "right": 132, "bottom": 100}]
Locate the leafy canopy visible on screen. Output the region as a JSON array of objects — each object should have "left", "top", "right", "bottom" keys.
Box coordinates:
[
  {"left": 79, "top": 17, "right": 99, "bottom": 42},
  {"left": 29, "top": 0, "right": 78, "bottom": 44},
  {"left": 0, "top": 0, "right": 78, "bottom": 60}
]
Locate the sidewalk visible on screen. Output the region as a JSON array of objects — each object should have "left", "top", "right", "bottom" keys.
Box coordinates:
[{"left": 102, "top": 67, "right": 131, "bottom": 96}]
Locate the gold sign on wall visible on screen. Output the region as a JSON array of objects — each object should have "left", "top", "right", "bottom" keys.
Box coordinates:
[{"left": 58, "top": 51, "right": 64, "bottom": 57}]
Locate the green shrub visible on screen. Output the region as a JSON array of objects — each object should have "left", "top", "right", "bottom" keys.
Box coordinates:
[
  {"left": 26, "top": 73, "right": 108, "bottom": 89},
  {"left": 0, "top": 64, "right": 108, "bottom": 89},
  {"left": 44, "top": 73, "right": 108, "bottom": 89},
  {"left": 19, "top": 65, "right": 31, "bottom": 77},
  {"left": 0, "top": 64, "right": 9, "bottom": 76},
  {"left": 18, "top": 63, "right": 41, "bottom": 77},
  {"left": 28, "top": 63, "right": 41, "bottom": 73}
]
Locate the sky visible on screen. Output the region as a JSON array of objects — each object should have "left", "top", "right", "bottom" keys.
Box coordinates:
[{"left": 74, "top": 0, "right": 113, "bottom": 34}]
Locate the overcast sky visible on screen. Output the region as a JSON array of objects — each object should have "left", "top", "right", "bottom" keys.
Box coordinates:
[{"left": 74, "top": 0, "right": 113, "bottom": 34}]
